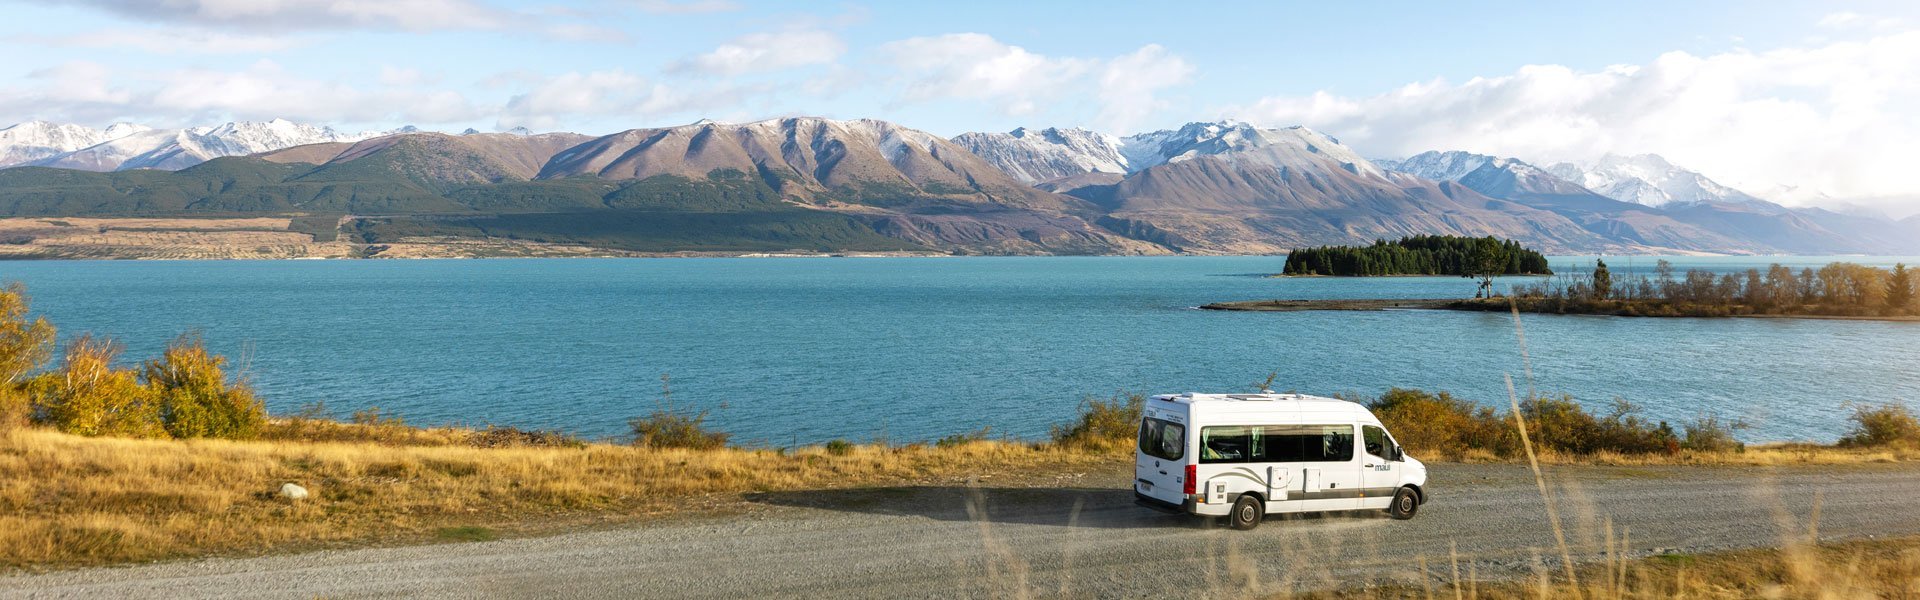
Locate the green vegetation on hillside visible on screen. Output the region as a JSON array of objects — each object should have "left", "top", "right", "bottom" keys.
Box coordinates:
[
  {"left": 353, "top": 210, "right": 920, "bottom": 252},
  {"left": 1468, "top": 259, "right": 1920, "bottom": 318},
  {"left": 1284, "top": 235, "right": 1552, "bottom": 278},
  {"left": 0, "top": 159, "right": 949, "bottom": 253}
]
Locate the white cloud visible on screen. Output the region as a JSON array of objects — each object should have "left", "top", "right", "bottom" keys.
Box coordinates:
[
  {"left": 495, "top": 68, "right": 777, "bottom": 129},
  {"left": 8, "top": 28, "right": 307, "bottom": 54},
  {"left": 1094, "top": 44, "right": 1193, "bottom": 133},
  {"left": 629, "top": 0, "right": 737, "bottom": 14},
  {"left": 1818, "top": 11, "right": 1906, "bottom": 31},
  {"left": 542, "top": 23, "right": 632, "bottom": 43},
  {"left": 877, "top": 34, "right": 1196, "bottom": 129},
  {"left": 879, "top": 33, "right": 1091, "bottom": 117},
  {"left": 377, "top": 66, "right": 428, "bottom": 86},
  {"left": 1227, "top": 31, "right": 1920, "bottom": 213},
  {"left": 46, "top": 0, "right": 516, "bottom": 31},
  {"left": 0, "top": 60, "right": 486, "bottom": 126},
  {"left": 673, "top": 30, "right": 845, "bottom": 76},
  {"left": 498, "top": 70, "right": 652, "bottom": 130}
]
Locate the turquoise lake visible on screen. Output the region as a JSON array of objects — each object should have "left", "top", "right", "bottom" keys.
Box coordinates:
[{"left": 3, "top": 256, "right": 1916, "bottom": 445}]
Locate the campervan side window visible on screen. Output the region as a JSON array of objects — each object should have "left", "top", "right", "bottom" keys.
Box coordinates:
[
  {"left": 1138, "top": 418, "right": 1185, "bottom": 461},
  {"left": 1201, "top": 424, "right": 1355, "bottom": 463}
]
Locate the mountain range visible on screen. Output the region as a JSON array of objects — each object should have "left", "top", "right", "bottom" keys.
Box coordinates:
[{"left": 0, "top": 116, "right": 1914, "bottom": 256}]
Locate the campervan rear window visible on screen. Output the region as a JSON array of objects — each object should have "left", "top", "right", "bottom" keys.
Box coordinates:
[
  {"left": 1138, "top": 418, "right": 1185, "bottom": 461},
  {"left": 1200, "top": 424, "right": 1355, "bottom": 463}
]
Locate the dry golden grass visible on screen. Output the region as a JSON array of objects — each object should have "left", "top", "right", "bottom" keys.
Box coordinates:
[
  {"left": 2, "top": 420, "right": 1906, "bottom": 573},
  {"left": 1440, "top": 443, "right": 1920, "bottom": 466},
  {"left": 1279, "top": 535, "right": 1920, "bottom": 599},
  {"left": 0, "top": 425, "right": 1122, "bottom": 571}
]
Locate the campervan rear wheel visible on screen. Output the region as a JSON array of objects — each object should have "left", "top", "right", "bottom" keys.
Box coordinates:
[
  {"left": 1229, "top": 495, "right": 1264, "bottom": 530},
  {"left": 1389, "top": 487, "right": 1419, "bottom": 520}
]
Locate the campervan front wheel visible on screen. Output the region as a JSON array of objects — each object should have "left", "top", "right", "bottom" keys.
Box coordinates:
[
  {"left": 1228, "top": 495, "right": 1264, "bottom": 530},
  {"left": 1389, "top": 487, "right": 1420, "bottom": 520}
]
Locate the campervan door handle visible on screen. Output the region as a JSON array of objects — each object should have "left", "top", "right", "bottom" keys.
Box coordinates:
[{"left": 1364, "top": 463, "right": 1375, "bottom": 467}]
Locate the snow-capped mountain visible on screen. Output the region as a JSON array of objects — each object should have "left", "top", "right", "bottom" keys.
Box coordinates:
[
  {"left": 1457, "top": 157, "right": 1600, "bottom": 199},
  {"left": 949, "top": 127, "right": 1127, "bottom": 184},
  {"left": 943, "top": 122, "right": 1617, "bottom": 252},
  {"left": 954, "top": 120, "right": 1388, "bottom": 187},
  {"left": 1546, "top": 154, "right": 1773, "bottom": 210},
  {"left": 1374, "top": 150, "right": 1493, "bottom": 182},
  {"left": 1118, "top": 121, "right": 1386, "bottom": 178},
  {"left": 23, "top": 119, "right": 401, "bottom": 171},
  {"left": 1379, "top": 151, "right": 1598, "bottom": 198},
  {"left": 0, "top": 121, "right": 150, "bottom": 168}
]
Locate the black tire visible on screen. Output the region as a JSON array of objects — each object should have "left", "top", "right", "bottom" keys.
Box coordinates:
[
  {"left": 1389, "top": 487, "right": 1420, "bottom": 520},
  {"left": 1229, "top": 495, "right": 1264, "bottom": 530}
]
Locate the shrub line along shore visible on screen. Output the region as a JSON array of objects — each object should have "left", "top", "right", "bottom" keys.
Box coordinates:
[
  {"left": 2, "top": 281, "right": 1918, "bottom": 576},
  {"left": 1214, "top": 257, "right": 1920, "bottom": 322},
  {"left": 1201, "top": 297, "right": 1920, "bottom": 322}
]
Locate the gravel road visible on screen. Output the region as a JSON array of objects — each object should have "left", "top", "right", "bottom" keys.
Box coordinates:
[{"left": 6, "top": 462, "right": 1919, "bottom": 599}]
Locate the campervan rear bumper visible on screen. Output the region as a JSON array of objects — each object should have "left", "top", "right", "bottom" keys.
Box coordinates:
[{"left": 1134, "top": 491, "right": 1196, "bottom": 515}]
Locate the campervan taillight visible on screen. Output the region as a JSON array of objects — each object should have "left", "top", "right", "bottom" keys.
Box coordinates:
[{"left": 1183, "top": 464, "right": 1197, "bottom": 495}]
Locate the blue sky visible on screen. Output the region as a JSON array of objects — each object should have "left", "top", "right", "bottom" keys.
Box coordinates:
[{"left": 2, "top": 0, "right": 1917, "bottom": 211}]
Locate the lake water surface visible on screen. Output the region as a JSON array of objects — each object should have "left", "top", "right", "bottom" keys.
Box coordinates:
[{"left": 4, "top": 256, "right": 1916, "bottom": 445}]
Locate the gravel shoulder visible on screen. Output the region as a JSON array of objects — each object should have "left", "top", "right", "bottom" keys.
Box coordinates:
[{"left": 5, "top": 461, "right": 1919, "bottom": 599}]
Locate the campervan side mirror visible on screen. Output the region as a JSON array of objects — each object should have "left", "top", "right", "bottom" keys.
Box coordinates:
[{"left": 1390, "top": 445, "right": 1404, "bottom": 462}]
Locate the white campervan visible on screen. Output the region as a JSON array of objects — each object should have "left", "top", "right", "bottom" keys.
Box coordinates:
[{"left": 1133, "top": 392, "right": 1428, "bottom": 529}]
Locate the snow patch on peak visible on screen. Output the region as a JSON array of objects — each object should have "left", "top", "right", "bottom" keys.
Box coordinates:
[
  {"left": 1119, "top": 121, "right": 1384, "bottom": 179},
  {"left": 951, "top": 126, "right": 1127, "bottom": 184},
  {"left": 1548, "top": 153, "right": 1775, "bottom": 210},
  {"left": 18, "top": 119, "right": 406, "bottom": 172},
  {"left": 1376, "top": 150, "right": 1495, "bottom": 182},
  {"left": 0, "top": 120, "right": 149, "bottom": 168}
]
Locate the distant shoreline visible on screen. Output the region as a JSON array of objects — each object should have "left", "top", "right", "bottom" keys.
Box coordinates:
[{"left": 1202, "top": 298, "right": 1920, "bottom": 322}]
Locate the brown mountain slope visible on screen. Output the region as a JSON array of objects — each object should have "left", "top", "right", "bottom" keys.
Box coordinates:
[
  {"left": 254, "top": 142, "right": 353, "bottom": 165},
  {"left": 537, "top": 118, "right": 1163, "bottom": 255},
  {"left": 1094, "top": 155, "right": 1611, "bottom": 254}
]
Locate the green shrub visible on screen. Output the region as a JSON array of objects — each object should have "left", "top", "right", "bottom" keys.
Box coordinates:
[
  {"left": 351, "top": 406, "right": 405, "bottom": 427},
  {"left": 1838, "top": 404, "right": 1920, "bottom": 448},
  {"left": 1366, "top": 388, "right": 1517, "bottom": 458},
  {"left": 143, "top": 335, "right": 265, "bottom": 440},
  {"left": 1520, "top": 396, "right": 1679, "bottom": 455},
  {"left": 1366, "top": 389, "right": 1714, "bottom": 459},
  {"left": 1049, "top": 393, "right": 1145, "bottom": 452},
  {"left": 935, "top": 427, "right": 992, "bottom": 448},
  {"left": 630, "top": 408, "right": 729, "bottom": 450},
  {"left": 32, "top": 336, "right": 165, "bottom": 438},
  {"left": 824, "top": 439, "right": 853, "bottom": 456},
  {"left": 1681, "top": 415, "right": 1747, "bottom": 453}
]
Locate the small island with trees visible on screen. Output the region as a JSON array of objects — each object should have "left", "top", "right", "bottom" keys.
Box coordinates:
[
  {"left": 1282, "top": 235, "right": 1553, "bottom": 277},
  {"left": 1211, "top": 255, "right": 1920, "bottom": 322},
  {"left": 1281, "top": 235, "right": 1552, "bottom": 299}
]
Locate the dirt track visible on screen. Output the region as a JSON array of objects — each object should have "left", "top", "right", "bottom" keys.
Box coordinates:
[{"left": 5, "top": 461, "right": 1918, "bottom": 599}]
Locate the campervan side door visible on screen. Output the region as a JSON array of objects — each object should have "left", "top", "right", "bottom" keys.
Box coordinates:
[{"left": 1271, "top": 423, "right": 1362, "bottom": 511}]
